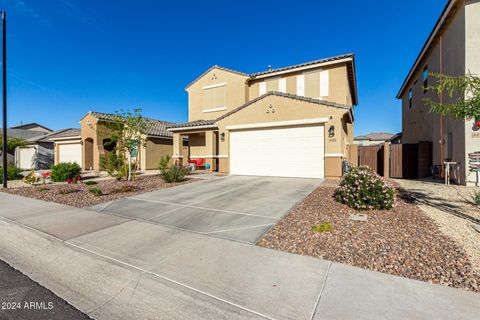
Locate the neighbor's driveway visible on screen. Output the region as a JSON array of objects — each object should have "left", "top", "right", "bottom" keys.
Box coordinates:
[{"left": 90, "top": 175, "right": 322, "bottom": 243}]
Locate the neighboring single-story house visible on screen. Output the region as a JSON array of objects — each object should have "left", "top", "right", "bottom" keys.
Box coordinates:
[
  {"left": 10, "top": 122, "right": 53, "bottom": 133},
  {"left": 1, "top": 123, "right": 53, "bottom": 166},
  {"left": 50, "top": 128, "right": 83, "bottom": 166},
  {"left": 79, "top": 111, "right": 187, "bottom": 171},
  {"left": 396, "top": 0, "right": 480, "bottom": 185},
  {"left": 168, "top": 53, "right": 358, "bottom": 179},
  {"left": 354, "top": 132, "right": 395, "bottom": 146},
  {"left": 15, "top": 128, "right": 75, "bottom": 170}
]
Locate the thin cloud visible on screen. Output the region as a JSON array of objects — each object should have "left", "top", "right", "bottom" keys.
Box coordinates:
[
  {"left": 13, "top": 0, "right": 52, "bottom": 26},
  {"left": 58, "top": 0, "right": 107, "bottom": 34}
]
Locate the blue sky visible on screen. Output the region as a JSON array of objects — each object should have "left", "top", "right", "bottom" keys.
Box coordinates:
[{"left": 1, "top": 0, "right": 446, "bottom": 135}]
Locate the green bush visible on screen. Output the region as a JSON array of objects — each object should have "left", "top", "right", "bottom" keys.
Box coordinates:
[
  {"left": 335, "top": 166, "right": 395, "bottom": 211},
  {"left": 100, "top": 152, "right": 126, "bottom": 179},
  {"left": 50, "top": 162, "right": 82, "bottom": 182},
  {"left": 159, "top": 155, "right": 171, "bottom": 171},
  {"left": 88, "top": 187, "right": 103, "bottom": 196},
  {"left": 0, "top": 163, "right": 23, "bottom": 183},
  {"left": 160, "top": 165, "right": 190, "bottom": 183},
  {"left": 84, "top": 181, "right": 98, "bottom": 186}
]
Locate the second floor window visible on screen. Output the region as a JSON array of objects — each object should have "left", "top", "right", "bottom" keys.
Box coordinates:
[{"left": 203, "top": 85, "right": 226, "bottom": 109}]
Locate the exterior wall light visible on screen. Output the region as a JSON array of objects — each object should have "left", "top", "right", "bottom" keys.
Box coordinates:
[
  {"left": 220, "top": 132, "right": 225, "bottom": 142},
  {"left": 328, "top": 125, "right": 335, "bottom": 138}
]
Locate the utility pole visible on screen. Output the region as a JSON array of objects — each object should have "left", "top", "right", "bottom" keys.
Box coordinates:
[{"left": 2, "top": 11, "right": 7, "bottom": 188}]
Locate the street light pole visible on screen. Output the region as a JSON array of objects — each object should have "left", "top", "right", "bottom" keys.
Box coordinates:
[{"left": 2, "top": 11, "right": 7, "bottom": 188}]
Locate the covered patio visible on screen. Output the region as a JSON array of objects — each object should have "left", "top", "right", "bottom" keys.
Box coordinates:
[{"left": 170, "top": 121, "right": 221, "bottom": 172}]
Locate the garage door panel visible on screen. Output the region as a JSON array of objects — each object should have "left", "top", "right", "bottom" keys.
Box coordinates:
[
  {"left": 59, "top": 144, "right": 82, "bottom": 165},
  {"left": 230, "top": 125, "right": 324, "bottom": 179}
]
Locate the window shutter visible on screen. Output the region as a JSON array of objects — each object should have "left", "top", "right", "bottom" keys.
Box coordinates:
[
  {"left": 296, "top": 75, "right": 304, "bottom": 96},
  {"left": 279, "top": 78, "right": 286, "bottom": 93},
  {"left": 259, "top": 82, "right": 267, "bottom": 96},
  {"left": 320, "top": 70, "right": 329, "bottom": 97}
]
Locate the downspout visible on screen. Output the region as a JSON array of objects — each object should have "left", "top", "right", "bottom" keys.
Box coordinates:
[{"left": 439, "top": 34, "right": 444, "bottom": 177}]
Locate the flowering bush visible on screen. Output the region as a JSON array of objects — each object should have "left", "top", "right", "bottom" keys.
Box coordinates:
[{"left": 335, "top": 166, "right": 395, "bottom": 210}]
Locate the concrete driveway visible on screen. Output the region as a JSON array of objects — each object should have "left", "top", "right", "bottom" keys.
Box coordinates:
[{"left": 90, "top": 175, "right": 322, "bottom": 243}]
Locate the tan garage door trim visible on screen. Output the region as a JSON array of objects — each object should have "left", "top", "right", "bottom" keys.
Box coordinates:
[{"left": 225, "top": 117, "right": 329, "bottom": 131}]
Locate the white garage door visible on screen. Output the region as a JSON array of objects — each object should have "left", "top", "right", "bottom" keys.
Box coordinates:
[
  {"left": 58, "top": 144, "right": 82, "bottom": 165},
  {"left": 230, "top": 125, "right": 324, "bottom": 178},
  {"left": 17, "top": 147, "right": 37, "bottom": 169}
]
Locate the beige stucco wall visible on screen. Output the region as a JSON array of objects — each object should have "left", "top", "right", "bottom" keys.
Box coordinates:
[
  {"left": 187, "top": 68, "right": 249, "bottom": 121},
  {"left": 464, "top": 0, "right": 480, "bottom": 185},
  {"left": 144, "top": 137, "right": 173, "bottom": 170},
  {"left": 400, "top": 1, "right": 468, "bottom": 184},
  {"left": 248, "top": 64, "right": 352, "bottom": 106},
  {"left": 80, "top": 114, "right": 111, "bottom": 171}
]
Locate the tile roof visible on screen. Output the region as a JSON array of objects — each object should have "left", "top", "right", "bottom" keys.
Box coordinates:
[
  {"left": 167, "top": 92, "right": 352, "bottom": 130},
  {"left": 9, "top": 122, "right": 53, "bottom": 132},
  {"left": 354, "top": 132, "right": 395, "bottom": 141},
  {"left": 88, "top": 111, "right": 175, "bottom": 138},
  {"left": 249, "top": 53, "right": 355, "bottom": 77},
  {"left": 167, "top": 119, "right": 217, "bottom": 130},
  {"left": 47, "top": 128, "right": 81, "bottom": 140}
]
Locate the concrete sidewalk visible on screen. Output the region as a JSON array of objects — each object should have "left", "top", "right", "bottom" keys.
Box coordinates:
[{"left": 0, "top": 192, "right": 478, "bottom": 320}]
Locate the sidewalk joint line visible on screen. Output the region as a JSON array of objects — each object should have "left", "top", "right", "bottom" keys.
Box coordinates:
[{"left": 310, "top": 262, "right": 331, "bottom": 320}]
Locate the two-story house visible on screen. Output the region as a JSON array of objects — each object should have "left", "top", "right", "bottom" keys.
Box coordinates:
[
  {"left": 168, "top": 53, "right": 358, "bottom": 179},
  {"left": 396, "top": 0, "right": 480, "bottom": 185}
]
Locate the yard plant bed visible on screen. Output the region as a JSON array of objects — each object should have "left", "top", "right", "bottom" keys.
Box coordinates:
[
  {"left": 257, "top": 182, "right": 480, "bottom": 293},
  {"left": 1, "top": 175, "right": 195, "bottom": 208}
]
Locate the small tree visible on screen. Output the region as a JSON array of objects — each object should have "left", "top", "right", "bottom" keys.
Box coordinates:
[
  {"left": 98, "top": 109, "right": 148, "bottom": 181},
  {"left": 0, "top": 135, "right": 26, "bottom": 154},
  {"left": 424, "top": 72, "right": 480, "bottom": 120}
]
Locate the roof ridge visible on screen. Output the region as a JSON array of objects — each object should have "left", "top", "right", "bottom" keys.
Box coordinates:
[{"left": 249, "top": 53, "right": 355, "bottom": 77}]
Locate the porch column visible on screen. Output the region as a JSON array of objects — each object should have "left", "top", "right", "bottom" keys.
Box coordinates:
[
  {"left": 205, "top": 131, "right": 217, "bottom": 171},
  {"left": 172, "top": 132, "right": 183, "bottom": 165}
]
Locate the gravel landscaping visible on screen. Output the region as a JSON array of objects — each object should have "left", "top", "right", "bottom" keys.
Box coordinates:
[
  {"left": 395, "top": 179, "right": 480, "bottom": 274},
  {"left": 257, "top": 181, "right": 480, "bottom": 293},
  {"left": 1, "top": 175, "right": 196, "bottom": 208}
]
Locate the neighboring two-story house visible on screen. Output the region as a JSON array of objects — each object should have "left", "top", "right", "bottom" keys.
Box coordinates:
[
  {"left": 396, "top": 0, "right": 480, "bottom": 185},
  {"left": 168, "top": 53, "right": 358, "bottom": 179}
]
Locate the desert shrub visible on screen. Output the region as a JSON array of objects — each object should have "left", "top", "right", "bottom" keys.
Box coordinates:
[
  {"left": 88, "top": 187, "right": 103, "bottom": 196},
  {"left": 311, "top": 222, "right": 332, "bottom": 233},
  {"left": 84, "top": 181, "right": 98, "bottom": 186},
  {"left": 0, "top": 163, "right": 23, "bottom": 183},
  {"left": 100, "top": 152, "right": 126, "bottom": 179},
  {"left": 335, "top": 166, "right": 395, "bottom": 211},
  {"left": 51, "top": 162, "right": 81, "bottom": 182},
  {"left": 472, "top": 191, "right": 480, "bottom": 205},
  {"left": 160, "top": 165, "right": 190, "bottom": 183},
  {"left": 159, "top": 155, "right": 171, "bottom": 171}
]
